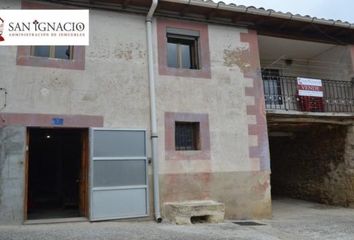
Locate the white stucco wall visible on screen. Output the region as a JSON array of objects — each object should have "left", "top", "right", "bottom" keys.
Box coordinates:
[
  {"left": 1, "top": 8, "right": 151, "bottom": 130},
  {"left": 0, "top": 1, "right": 256, "bottom": 175},
  {"left": 0, "top": 0, "right": 271, "bottom": 221},
  {"left": 154, "top": 23, "right": 254, "bottom": 174},
  {"left": 259, "top": 36, "right": 352, "bottom": 82}
]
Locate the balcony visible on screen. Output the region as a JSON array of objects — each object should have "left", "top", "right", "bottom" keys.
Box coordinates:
[
  {"left": 258, "top": 35, "right": 354, "bottom": 115},
  {"left": 263, "top": 75, "right": 354, "bottom": 113}
]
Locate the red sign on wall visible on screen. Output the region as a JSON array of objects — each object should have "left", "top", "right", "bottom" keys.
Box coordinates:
[{"left": 297, "top": 77, "right": 323, "bottom": 97}]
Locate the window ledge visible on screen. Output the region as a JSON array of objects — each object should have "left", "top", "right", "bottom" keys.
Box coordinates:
[
  {"left": 166, "top": 150, "right": 210, "bottom": 161},
  {"left": 17, "top": 46, "right": 85, "bottom": 70},
  {"left": 162, "top": 67, "right": 210, "bottom": 78},
  {"left": 176, "top": 150, "right": 202, "bottom": 153}
]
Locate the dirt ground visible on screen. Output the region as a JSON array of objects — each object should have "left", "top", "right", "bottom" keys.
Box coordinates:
[{"left": 1, "top": 198, "right": 354, "bottom": 240}]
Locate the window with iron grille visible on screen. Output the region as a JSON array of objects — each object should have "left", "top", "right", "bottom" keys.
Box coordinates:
[{"left": 175, "top": 122, "right": 200, "bottom": 151}]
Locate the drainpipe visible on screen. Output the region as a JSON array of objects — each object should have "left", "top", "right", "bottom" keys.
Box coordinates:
[{"left": 146, "top": 0, "right": 162, "bottom": 223}]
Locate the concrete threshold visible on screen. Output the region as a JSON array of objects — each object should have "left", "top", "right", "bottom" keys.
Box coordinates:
[{"left": 24, "top": 217, "right": 88, "bottom": 225}]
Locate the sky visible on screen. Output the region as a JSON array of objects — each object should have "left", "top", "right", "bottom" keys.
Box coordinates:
[{"left": 222, "top": 0, "right": 354, "bottom": 23}]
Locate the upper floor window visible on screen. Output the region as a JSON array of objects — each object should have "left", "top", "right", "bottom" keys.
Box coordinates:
[
  {"left": 17, "top": 45, "right": 85, "bottom": 70},
  {"left": 17, "top": 0, "right": 85, "bottom": 70},
  {"left": 167, "top": 30, "right": 199, "bottom": 69},
  {"left": 157, "top": 18, "right": 211, "bottom": 78},
  {"left": 31, "top": 46, "right": 73, "bottom": 60}
]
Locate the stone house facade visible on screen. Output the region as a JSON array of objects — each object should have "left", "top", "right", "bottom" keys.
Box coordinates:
[{"left": 0, "top": 0, "right": 353, "bottom": 224}]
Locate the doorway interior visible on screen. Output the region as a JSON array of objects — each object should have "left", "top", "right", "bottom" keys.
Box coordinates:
[
  {"left": 26, "top": 128, "right": 88, "bottom": 220},
  {"left": 268, "top": 122, "right": 347, "bottom": 205}
]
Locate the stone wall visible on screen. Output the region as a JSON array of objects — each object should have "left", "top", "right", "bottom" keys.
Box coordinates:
[
  {"left": 270, "top": 124, "right": 354, "bottom": 207},
  {"left": 344, "top": 126, "right": 354, "bottom": 207},
  {"left": 0, "top": 126, "right": 26, "bottom": 225}
]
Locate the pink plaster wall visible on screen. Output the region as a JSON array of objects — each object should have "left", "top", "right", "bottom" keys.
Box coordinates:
[{"left": 241, "top": 30, "right": 270, "bottom": 171}]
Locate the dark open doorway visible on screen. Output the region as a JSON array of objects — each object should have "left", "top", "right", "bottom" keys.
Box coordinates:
[
  {"left": 268, "top": 122, "right": 348, "bottom": 206},
  {"left": 27, "top": 128, "right": 88, "bottom": 220}
]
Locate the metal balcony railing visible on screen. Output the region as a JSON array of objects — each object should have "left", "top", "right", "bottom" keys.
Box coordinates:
[{"left": 262, "top": 75, "right": 354, "bottom": 113}]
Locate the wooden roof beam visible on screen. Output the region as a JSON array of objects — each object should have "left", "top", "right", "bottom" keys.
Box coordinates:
[
  {"left": 123, "top": 0, "right": 131, "bottom": 9},
  {"left": 207, "top": 9, "right": 217, "bottom": 20}
]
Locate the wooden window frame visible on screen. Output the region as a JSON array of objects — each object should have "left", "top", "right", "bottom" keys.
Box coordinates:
[
  {"left": 157, "top": 18, "right": 211, "bottom": 78},
  {"left": 30, "top": 46, "right": 74, "bottom": 60},
  {"left": 17, "top": 0, "right": 85, "bottom": 70},
  {"left": 167, "top": 32, "right": 200, "bottom": 70}
]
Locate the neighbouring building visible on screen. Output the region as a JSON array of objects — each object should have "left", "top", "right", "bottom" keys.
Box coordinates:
[{"left": 0, "top": 0, "right": 354, "bottom": 225}]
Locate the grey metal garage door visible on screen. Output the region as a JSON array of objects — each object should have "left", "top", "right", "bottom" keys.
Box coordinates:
[{"left": 89, "top": 128, "right": 149, "bottom": 221}]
